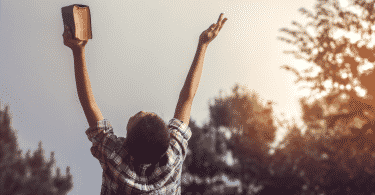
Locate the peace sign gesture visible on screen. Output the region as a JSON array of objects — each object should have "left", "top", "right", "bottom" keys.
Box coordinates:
[{"left": 199, "top": 13, "right": 228, "bottom": 46}]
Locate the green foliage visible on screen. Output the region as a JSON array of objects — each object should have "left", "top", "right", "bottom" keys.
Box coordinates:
[{"left": 0, "top": 102, "right": 73, "bottom": 195}]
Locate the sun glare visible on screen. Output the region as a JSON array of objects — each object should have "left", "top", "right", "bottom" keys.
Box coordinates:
[
  {"left": 355, "top": 86, "right": 367, "bottom": 97},
  {"left": 339, "top": 0, "right": 349, "bottom": 8}
]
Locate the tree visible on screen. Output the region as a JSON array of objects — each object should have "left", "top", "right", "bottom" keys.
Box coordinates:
[
  {"left": 261, "top": 95, "right": 375, "bottom": 194},
  {"left": 208, "top": 83, "right": 277, "bottom": 194},
  {"left": 262, "top": 116, "right": 375, "bottom": 194},
  {"left": 271, "top": 96, "right": 375, "bottom": 194},
  {"left": 0, "top": 102, "right": 73, "bottom": 195},
  {"left": 279, "top": 0, "right": 375, "bottom": 132},
  {"left": 181, "top": 83, "right": 279, "bottom": 195},
  {"left": 277, "top": 1, "right": 375, "bottom": 192},
  {"left": 181, "top": 117, "right": 240, "bottom": 195},
  {"left": 294, "top": 128, "right": 375, "bottom": 194}
]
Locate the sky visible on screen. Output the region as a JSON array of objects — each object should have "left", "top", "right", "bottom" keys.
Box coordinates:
[{"left": 0, "top": 0, "right": 351, "bottom": 194}]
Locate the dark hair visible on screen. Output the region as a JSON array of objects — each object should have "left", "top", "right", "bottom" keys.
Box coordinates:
[{"left": 126, "top": 113, "right": 170, "bottom": 164}]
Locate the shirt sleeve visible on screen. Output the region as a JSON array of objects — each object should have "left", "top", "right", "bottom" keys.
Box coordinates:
[
  {"left": 167, "top": 118, "right": 192, "bottom": 158},
  {"left": 85, "top": 119, "right": 127, "bottom": 165}
]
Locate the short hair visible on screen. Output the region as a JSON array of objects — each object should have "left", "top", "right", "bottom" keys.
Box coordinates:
[{"left": 126, "top": 113, "right": 170, "bottom": 164}]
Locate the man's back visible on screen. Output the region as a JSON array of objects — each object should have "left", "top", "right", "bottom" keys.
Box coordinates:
[{"left": 85, "top": 118, "right": 191, "bottom": 195}]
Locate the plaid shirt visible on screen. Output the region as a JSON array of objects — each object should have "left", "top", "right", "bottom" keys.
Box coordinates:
[{"left": 85, "top": 118, "right": 191, "bottom": 195}]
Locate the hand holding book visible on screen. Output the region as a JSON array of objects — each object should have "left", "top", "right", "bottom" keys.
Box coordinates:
[{"left": 63, "top": 25, "right": 88, "bottom": 51}]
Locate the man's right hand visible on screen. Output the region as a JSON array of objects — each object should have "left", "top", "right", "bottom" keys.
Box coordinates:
[
  {"left": 63, "top": 25, "right": 88, "bottom": 51},
  {"left": 199, "top": 13, "right": 228, "bottom": 46}
]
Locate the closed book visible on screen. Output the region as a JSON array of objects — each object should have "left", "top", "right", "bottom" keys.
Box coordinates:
[{"left": 61, "top": 4, "right": 92, "bottom": 40}]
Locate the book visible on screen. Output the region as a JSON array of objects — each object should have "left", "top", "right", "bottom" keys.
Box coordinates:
[{"left": 61, "top": 4, "right": 92, "bottom": 41}]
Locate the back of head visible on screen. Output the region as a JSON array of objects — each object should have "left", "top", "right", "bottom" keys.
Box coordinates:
[{"left": 126, "top": 113, "right": 170, "bottom": 164}]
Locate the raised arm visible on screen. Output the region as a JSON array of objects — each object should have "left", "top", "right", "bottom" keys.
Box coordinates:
[
  {"left": 174, "top": 13, "right": 227, "bottom": 126},
  {"left": 63, "top": 25, "right": 103, "bottom": 127},
  {"left": 179, "top": 13, "right": 228, "bottom": 101},
  {"left": 72, "top": 48, "right": 104, "bottom": 127}
]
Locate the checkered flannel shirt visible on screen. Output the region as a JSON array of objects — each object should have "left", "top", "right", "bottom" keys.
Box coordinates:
[{"left": 85, "top": 118, "right": 191, "bottom": 195}]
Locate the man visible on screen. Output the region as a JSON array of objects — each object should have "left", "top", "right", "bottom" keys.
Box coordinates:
[{"left": 63, "top": 13, "right": 227, "bottom": 195}]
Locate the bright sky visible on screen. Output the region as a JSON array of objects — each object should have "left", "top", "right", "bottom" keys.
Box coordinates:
[{"left": 0, "top": 0, "right": 333, "bottom": 194}]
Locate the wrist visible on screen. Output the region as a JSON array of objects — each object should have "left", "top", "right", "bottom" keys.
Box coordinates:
[
  {"left": 198, "top": 42, "right": 209, "bottom": 49},
  {"left": 72, "top": 48, "right": 86, "bottom": 68},
  {"left": 72, "top": 47, "right": 85, "bottom": 54}
]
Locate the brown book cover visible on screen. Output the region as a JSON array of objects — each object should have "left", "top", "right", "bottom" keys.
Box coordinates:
[{"left": 61, "top": 4, "right": 92, "bottom": 41}]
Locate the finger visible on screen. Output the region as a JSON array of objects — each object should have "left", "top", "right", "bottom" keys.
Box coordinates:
[
  {"left": 214, "top": 19, "right": 223, "bottom": 32},
  {"left": 67, "top": 30, "right": 73, "bottom": 38},
  {"left": 63, "top": 28, "right": 70, "bottom": 35},
  {"left": 64, "top": 25, "right": 69, "bottom": 33},
  {"left": 218, "top": 18, "right": 228, "bottom": 31},
  {"left": 65, "top": 25, "right": 72, "bottom": 33},
  {"left": 217, "top": 13, "right": 224, "bottom": 24}
]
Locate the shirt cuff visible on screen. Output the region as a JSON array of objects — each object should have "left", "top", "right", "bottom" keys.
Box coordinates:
[
  {"left": 86, "top": 119, "right": 112, "bottom": 132},
  {"left": 168, "top": 118, "right": 191, "bottom": 140}
]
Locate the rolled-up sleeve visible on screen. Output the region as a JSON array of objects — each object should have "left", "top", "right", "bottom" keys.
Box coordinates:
[
  {"left": 85, "top": 119, "right": 125, "bottom": 165},
  {"left": 167, "top": 118, "right": 192, "bottom": 159}
]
